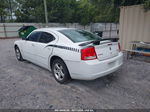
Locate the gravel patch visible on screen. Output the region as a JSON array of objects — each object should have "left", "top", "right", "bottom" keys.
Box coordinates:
[{"left": 0, "top": 39, "right": 150, "bottom": 109}]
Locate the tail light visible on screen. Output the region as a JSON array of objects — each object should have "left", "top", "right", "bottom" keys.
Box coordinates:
[
  {"left": 81, "top": 47, "right": 97, "bottom": 60},
  {"left": 118, "top": 42, "right": 121, "bottom": 52}
]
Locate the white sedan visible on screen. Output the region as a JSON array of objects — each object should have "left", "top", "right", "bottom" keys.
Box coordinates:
[{"left": 14, "top": 28, "right": 123, "bottom": 83}]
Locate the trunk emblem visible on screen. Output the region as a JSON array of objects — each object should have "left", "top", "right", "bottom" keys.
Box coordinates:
[{"left": 98, "top": 54, "right": 103, "bottom": 56}]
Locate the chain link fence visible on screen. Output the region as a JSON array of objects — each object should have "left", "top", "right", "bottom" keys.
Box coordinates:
[{"left": 0, "top": 23, "right": 119, "bottom": 39}]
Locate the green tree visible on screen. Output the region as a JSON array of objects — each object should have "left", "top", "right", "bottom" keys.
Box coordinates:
[
  {"left": 91, "top": 0, "right": 150, "bottom": 23},
  {"left": 0, "top": 0, "right": 17, "bottom": 22},
  {"left": 0, "top": 0, "right": 7, "bottom": 22},
  {"left": 76, "top": 0, "right": 96, "bottom": 25},
  {"left": 0, "top": 0, "right": 11, "bottom": 22},
  {"left": 15, "top": 0, "right": 44, "bottom": 22},
  {"left": 12, "top": 0, "right": 150, "bottom": 24},
  {"left": 144, "top": 0, "right": 150, "bottom": 10},
  {"left": 46, "top": 0, "right": 77, "bottom": 23}
]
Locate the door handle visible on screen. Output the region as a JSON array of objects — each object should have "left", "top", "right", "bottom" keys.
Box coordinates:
[{"left": 31, "top": 44, "right": 35, "bottom": 46}]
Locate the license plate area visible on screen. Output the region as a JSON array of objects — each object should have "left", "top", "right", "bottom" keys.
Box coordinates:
[
  {"left": 95, "top": 43, "right": 119, "bottom": 61},
  {"left": 108, "top": 60, "right": 116, "bottom": 67}
]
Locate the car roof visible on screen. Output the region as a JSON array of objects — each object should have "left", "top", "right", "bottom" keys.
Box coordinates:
[{"left": 34, "top": 27, "right": 75, "bottom": 32}]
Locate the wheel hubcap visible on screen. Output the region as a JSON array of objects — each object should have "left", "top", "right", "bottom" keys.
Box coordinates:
[
  {"left": 54, "top": 63, "right": 64, "bottom": 81},
  {"left": 15, "top": 49, "right": 20, "bottom": 59}
]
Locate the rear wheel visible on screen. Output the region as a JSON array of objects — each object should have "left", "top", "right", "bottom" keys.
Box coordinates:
[
  {"left": 15, "top": 46, "right": 24, "bottom": 61},
  {"left": 52, "top": 59, "right": 71, "bottom": 84}
]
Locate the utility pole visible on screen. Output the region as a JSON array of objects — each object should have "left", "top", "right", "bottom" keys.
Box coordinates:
[
  {"left": 43, "top": 0, "right": 48, "bottom": 26},
  {"left": 9, "top": 0, "right": 13, "bottom": 21}
]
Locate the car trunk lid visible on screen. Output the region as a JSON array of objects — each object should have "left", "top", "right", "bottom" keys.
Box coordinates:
[
  {"left": 94, "top": 41, "right": 119, "bottom": 61},
  {"left": 78, "top": 38, "right": 120, "bottom": 61}
]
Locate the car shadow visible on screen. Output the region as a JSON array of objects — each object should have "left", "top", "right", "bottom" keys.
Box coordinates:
[
  {"left": 66, "top": 71, "right": 120, "bottom": 92},
  {"left": 21, "top": 59, "right": 120, "bottom": 90}
]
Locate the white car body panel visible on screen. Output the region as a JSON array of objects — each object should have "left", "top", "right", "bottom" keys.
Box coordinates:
[
  {"left": 66, "top": 52, "right": 123, "bottom": 80},
  {"left": 14, "top": 28, "right": 123, "bottom": 80}
]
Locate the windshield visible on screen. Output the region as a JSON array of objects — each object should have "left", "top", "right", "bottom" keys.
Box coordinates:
[{"left": 59, "top": 29, "right": 100, "bottom": 43}]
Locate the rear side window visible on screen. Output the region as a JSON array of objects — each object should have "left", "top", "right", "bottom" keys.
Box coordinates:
[
  {"left": 59, "top": 29, "right": 100, "bottom": 43},
  {"left": 39, "top": 32, "right": 55, "bottom": 43},
  {"left": 28, "top": 32, "right": 41, "bottom": 42}
]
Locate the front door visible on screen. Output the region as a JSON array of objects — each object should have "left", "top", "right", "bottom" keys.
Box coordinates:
[{"left": 22, "top": 31, "right": 41, "bottom": 63}]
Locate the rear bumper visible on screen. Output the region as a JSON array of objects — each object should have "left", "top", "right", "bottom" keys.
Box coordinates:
[{"left": 65, "top": 52, "right": 123, "bottom": 80}]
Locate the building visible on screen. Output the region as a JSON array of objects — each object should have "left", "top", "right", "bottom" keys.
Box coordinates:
[{"left": 119, "top": 5, "right": 150, "bottom": 50}]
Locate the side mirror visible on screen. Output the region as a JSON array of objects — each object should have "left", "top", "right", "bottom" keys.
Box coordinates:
[
  {"left": 22, "top": 37, "right": 28, "bottom": 40},
  {"left": 22, "top": 38, "right": 26, "bottom": 40}
]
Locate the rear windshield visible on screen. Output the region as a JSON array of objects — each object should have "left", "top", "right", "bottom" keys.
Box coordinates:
[{"left": 59, "top": 29, "right": 100, "bottom": 43}]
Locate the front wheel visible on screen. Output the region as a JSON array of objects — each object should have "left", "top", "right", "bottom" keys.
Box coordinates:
[
  {"left": 52, "top": 59, "right": 71, "bottom": 84},
  {"left": 15, "top": 46, "right": 24, "bottom": 61}
]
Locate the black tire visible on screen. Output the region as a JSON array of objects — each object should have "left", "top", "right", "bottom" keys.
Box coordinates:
[
  {"left": 15, "top": 46, "right": 24, "bottom": 61},
  {"left": 52, "top": 59, "right": 71, "bottom": 84}
]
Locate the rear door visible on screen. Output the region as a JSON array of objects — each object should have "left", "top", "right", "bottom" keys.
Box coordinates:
[
  {"left": 35, "top": 31, "right": 56, "bottom": 68},
  {"left": 94, "top": 41, "right": 119, "bottom": 61}
]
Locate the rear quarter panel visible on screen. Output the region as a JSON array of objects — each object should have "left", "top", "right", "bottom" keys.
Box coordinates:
[{"left": 52, "top": 32, "right": 81, "bottom": 62}]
